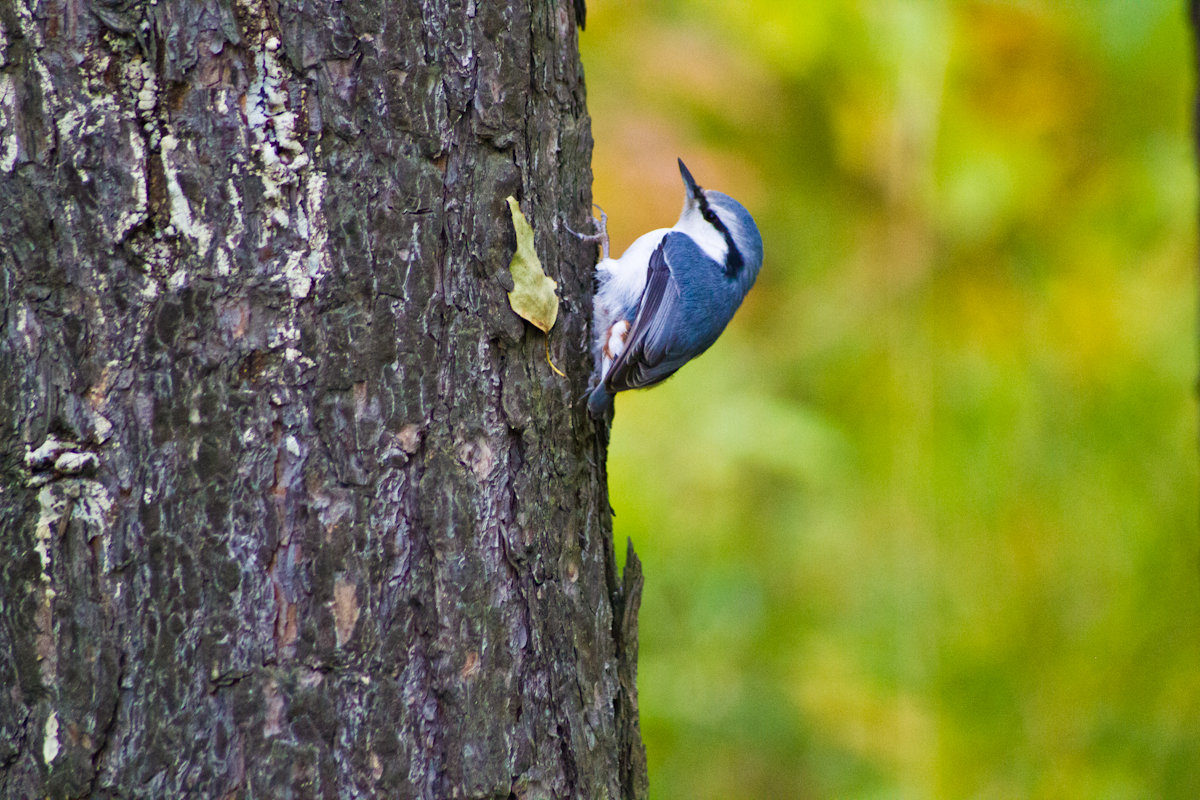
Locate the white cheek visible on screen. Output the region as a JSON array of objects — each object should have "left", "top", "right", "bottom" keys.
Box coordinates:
[{"left": 675, "top": 209, "right": 728, "bottom": 263}]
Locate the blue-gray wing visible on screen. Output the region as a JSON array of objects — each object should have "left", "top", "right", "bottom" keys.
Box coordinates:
[{"left": 604, "top": 232, "right": 727, "bottom": 393}]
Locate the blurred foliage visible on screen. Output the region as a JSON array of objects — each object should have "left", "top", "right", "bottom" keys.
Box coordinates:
[{"left": 579, "top": 0, "right": 1200, "bottom": 797}]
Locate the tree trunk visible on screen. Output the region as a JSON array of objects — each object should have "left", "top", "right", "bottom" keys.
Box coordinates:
[{"left": 0, "top": 0, "right": 646, "bottom": 797}]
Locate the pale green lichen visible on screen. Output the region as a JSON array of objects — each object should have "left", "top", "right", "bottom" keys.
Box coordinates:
[
  {"left": 43, "top": 712, "right": 59, "bottom": 765},
  {"left": 160, "top": 133, "right": 215, "bottom": 261},
  {"left": 230, "top": 13, "right": 331, "bottom": 317},
  {"left": 112, "top": 122, "right": 149, "bottom": 243},
  {"left": 245, "top": 38, "right": 305, "bottom": 233},
  {"left": 0, "top": 73, "right": 18, "bottom": 173}
]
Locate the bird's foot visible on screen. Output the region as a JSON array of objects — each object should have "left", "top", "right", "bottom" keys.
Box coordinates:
[{"left": 564, "top": 204, "right": 610, "bottom": 260}]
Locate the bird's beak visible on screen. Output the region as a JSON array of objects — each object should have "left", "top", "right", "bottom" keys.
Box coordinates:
[{"left": 678, "top": 158, "right": 703, "bottom": 204}]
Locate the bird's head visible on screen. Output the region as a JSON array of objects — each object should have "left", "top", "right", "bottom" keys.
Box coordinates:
[{"left": 675, "top": 159, "right": 764, "bottom": 285}]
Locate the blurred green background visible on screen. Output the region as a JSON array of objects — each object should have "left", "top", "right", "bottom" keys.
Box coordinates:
[{"left": 580, "top": 1, "right": 1200, "bottom": 797}]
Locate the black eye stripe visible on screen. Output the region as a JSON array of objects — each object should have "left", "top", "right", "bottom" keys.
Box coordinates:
[
  {"left": 723, "top": 233, "right": 744, "bottom": 276},
  {"left": 698, "top": 195, "right": 744, "bottom": 277}
]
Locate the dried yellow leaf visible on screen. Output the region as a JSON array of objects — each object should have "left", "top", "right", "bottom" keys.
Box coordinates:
[{"left": 505, "top": 196, "right": 559, "bottom": 334}]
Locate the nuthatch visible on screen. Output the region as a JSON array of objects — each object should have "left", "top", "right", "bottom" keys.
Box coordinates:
[{"left": 587, "top": 159, "right": 764, "bottom": 418}]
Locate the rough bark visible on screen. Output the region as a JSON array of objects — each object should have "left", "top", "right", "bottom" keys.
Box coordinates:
[{"left": 0, "top": 0, "right": 646, "bottom": 798}]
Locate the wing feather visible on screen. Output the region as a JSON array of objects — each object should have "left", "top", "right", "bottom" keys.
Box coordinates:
[{"left": 604, "top": 233, "right": 713, "bottom": 392}]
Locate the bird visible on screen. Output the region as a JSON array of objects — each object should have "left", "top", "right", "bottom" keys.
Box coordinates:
[{"left": 586, "top": 159, "right": 764, "bottom": 419}]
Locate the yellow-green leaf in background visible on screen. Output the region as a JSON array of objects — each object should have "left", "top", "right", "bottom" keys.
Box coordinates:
[{"left": 505, "top": 196, "right": 558, "bottom": 334}]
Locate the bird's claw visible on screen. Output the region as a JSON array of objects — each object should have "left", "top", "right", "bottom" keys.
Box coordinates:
[{"left": 564, "top": 204, "right": 610, "bottom": 260}]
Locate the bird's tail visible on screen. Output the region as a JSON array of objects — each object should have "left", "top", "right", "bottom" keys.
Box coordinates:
[{"left": 587, "top": 384, "right": 613, "bottom": 419}]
